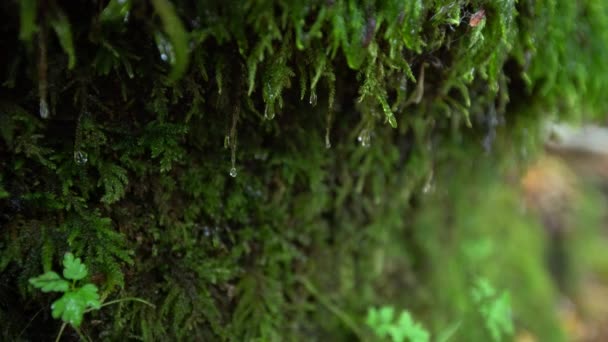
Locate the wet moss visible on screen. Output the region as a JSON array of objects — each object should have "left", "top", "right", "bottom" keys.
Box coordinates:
[{"left": 1, "top": 0, "right": 607, "bottom": 340}]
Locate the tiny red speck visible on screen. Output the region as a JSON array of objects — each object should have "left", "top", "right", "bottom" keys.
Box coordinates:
[{"left": 469, "top": 9, "right": 486, "bottom": 27}]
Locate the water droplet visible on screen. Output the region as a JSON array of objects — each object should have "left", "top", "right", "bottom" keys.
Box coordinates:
[
  {"left": 325, "top": 138, "right": 331, "bottom": 149},
  {"left": 39, "top": 99, "right": 49, "bottom": 119},
  {"left": 422, "top": 171, "right": 435, "bottom": 194},
  {"left": 309, "top": 91, "right": 317, "bottom": 106},
  {"left": 74, "top": 150, "right": 88, "bottom": 165},
  {"left": 264, "top": 104, "right": 275, "bottom": 120},
  {"left": 229, "top": 167, "right": 237, "bottom": 178},
  {"left": 155, "top": 33, "right": 175, "bottom": 64},
  {"left": 357, "top": 129, "right": 371, "bottom": 147},
  {"left": 224, "top": 135, "right": 231, "bottom": 148},
  {"left": 399, "top": 77, "right": 407, "bottom": 91}
]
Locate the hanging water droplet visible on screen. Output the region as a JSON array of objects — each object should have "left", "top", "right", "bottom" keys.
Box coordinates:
[
  {"left": 155, "top": 32, "right": 175, "bottom": 65},
  {"left": 357, "top": 129, "right": 371, "bottom": 147},
  {"left": 229, "top": 167, "right": 237, "bottom": 178},
  {"left": 224, "top": 135, "right": 231, "bottom": 149},
  {"left": 74, "top": 150, "right": 88, "bottom": 165},
  {"left": 309, "top": 91, "right": 318, "bottom": 106},
  {"left": 325, "top": 137, "right": 332, "bottom": 149},
  {"left": 399, "top": 76, "right": 407, "bottom": 91},
  {"left": 422, "top": 170, "right": 435, "bottom": 194},
  {"left": 264, "top": 104, "right": 275, "bottom": 120},
  {"left": 39, "top": 99, "right": 49, "bottom": 119}
]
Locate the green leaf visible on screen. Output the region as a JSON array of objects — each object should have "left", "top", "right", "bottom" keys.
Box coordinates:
[
  {"left": 76, "top": 284, "right": 101, "bottom": 310},
  {"left": 62, "top": 253, "right": 88, "bottom": 280},
  {"left": 367, "top": 306, "right": 430, "bottom": 342},
  {"left": 378, "top": 306, "right": 395, "bottom": 323},
  {"left": 395, "top": 311, "right": 430, "bottom": 342},
  {"left": 151, "top": 0, "right": 189, "bottom": 82},
  {"left": 52, "top": 292, "right": 86, "bottom": 327},
  {"left": 484, "top": 293, "right": 513, "bottom": 341},
  {"left": 366, "top": 306, "right": 395, "bottom": 338},
  {"left": 50, "top": 284, "right": 100, "bottom": 327},
  {"left": 472, "top": 278, "right": 514, "bottom": 341},
  {"left": 472, "top": 278, "right": 496, "bottom": 302},
  {"left": 49, "top": 7, "right": 76, "bottom": 69},
  {"left": 19, "top": 0, "right": 37, "bottom": 42},
  {"left": 99, "top": 0, "right": 132, "bottom": 23},
  {"left": 29, "top": 271, "right": 70, "bottom": 293}
]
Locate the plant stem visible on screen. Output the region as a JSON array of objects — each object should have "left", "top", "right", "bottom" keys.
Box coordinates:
[
  {"left": 85, "top": 297, "right": 155, "bottom": 313},
  {"left": 74, "top": 327, "right": 92, "bottom": 342},
  {"left": 297, "top": 276, "right": 365, "bottom": 340},
  {"left": 55, "top": 322, "right": 67, "bottom": 342}
]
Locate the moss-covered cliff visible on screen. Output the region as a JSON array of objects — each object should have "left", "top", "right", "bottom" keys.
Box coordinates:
[{"left": 1, "top": 0, "right": 607, "bottom": 340}]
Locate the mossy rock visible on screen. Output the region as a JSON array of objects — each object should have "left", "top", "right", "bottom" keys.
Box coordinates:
[{"left": 1, "top": 0, "right": 607, "bottom": 340}]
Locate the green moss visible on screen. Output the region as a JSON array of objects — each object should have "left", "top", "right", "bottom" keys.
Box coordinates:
[{"left": 1, "top": 0, "right": 607, "bottom": 340}]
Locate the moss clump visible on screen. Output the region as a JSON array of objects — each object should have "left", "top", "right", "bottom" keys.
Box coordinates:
[{"left": 1, "top": 0, "right": 607, "bottom": 340}]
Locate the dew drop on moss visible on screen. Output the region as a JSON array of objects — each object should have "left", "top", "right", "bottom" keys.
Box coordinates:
[
  {"left": 155, "top": 32, "right": 175, "bottom": 64},
  {"left": 309, "top": 91, "right": 317, "bottom": 106},
  {"left": 74, "top": 150, "right": 88, "bottom": 165},
  {"left": 39, "top": 99, "right": 49, "bottom": 119},
  {"left": 224, "top": 135, "right": 230, "bottom": 148},
  {"left": 422, "top": 170, "right": 435, "bottom": 194},
  {"left": 357, "top": 129, "right": 371, "bottom": 147},
  {"left": 264, "top": 104, "right": 275, "bottom": 120}
]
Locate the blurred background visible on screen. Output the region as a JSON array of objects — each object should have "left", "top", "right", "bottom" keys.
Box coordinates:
[{"left": 520, "top": 123, "right": 608, "bottom": 341}]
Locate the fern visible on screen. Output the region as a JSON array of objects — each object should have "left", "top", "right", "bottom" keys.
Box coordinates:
[
  {"left": 471, "top": 278, "right": 514, "bottom": 342},
  {"left": 139, "top": 121, "right": 188, "bottom": 173},
  {"left": 64, "top": 210, "right": 132, "bottom": 290},
  {"left": 366, "top": 306, "right": 430, "bottom": 342},
  {"left": 98, "top": 163, "right": 128, "bottom": 204}
]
